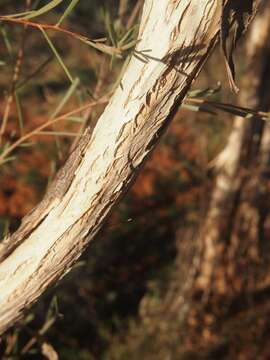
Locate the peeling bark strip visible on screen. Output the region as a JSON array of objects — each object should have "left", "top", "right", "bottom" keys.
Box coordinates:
[
  {"left": 0, "top": 0, "right": 260, "bottom": 334},
  {"left": 220, "top": 0, "right": 261, "bottom": 92}
]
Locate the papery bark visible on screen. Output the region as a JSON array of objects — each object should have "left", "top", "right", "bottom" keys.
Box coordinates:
[{"left": 0, "top": 0, "right": 261, "bottom": 335}]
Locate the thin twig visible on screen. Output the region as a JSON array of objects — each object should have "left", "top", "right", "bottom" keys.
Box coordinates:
[
  {"left": 0, "top": 97, "right": 109, "bottom": 165},
  {"left": 0, "top": 16, "right": 28, "bottom": 143},
  {"left": 70, "top": 57, "right": 108, "bottom": 152},
  {"left": 21, "top": 317, "right": 56, "bottom": 355},
  {"left": 0, "top": 16, "right": 122, "bottom": 57},
  {"left": 186, "top": 97, "right": 270, "bottom": 120},
  {"left": 16, "top": 56, "right": 53, "bottom": 91}
]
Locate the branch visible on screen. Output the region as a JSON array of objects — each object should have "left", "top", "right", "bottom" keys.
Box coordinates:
[{"left": 0, "top": 0, "right": 258, "bottom": 334}]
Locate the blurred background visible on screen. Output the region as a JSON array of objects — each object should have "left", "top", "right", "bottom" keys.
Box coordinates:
[{"left": 1, "top": 0, "right": 270, "bottom": 359}]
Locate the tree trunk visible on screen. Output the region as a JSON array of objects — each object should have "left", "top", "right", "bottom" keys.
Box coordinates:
[
  {"left": 0, "top": 0, "right": 260, "bottom": 335},
  {"left": 172, "top": 2, "right": 270, "bottom": 357},
  {"left": 196, "top": 0, "right": 270, "bottom": 299}
]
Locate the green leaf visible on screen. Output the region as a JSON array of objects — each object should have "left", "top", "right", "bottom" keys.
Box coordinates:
[
  {"left": 56, "top": 0, "right": 81, "bottom": 26},
  {"left": 18, "top": 142, "right": 35, "bottom": 148},
  {"left": 40, "top": 27, "right": 74, "bottom": 83},
  {"left": 49, "top": 77, "right": 80, "bottom": 119},
  {"left": 14, "top": 91, "right": 24, "bottom": 135},
  {"left": 118, "top": 24, "right": 138, "bottom": 47},
  {"left": 0, "top": 155, "right": 16, "bottom": 165},
  {"left": 188, "top": 83, "right": 221, "bottom": 98},
  {"left": 104, "top": 10, "right": 117, "bottom": 48},
  {"left": 182, "top": 103, "right": 216, "bottom": 115},
  {"left": 0, "top": 26, "right": 13, "bottom": 58},
  {"left": 4, "top": 11, "right": 33, "bottom": 19},
  {"left": 22, "top": 0, "right": 64, "bottom": 20},
  {"left": 65, "top": 116, "right": 85, "bottom": 123}
]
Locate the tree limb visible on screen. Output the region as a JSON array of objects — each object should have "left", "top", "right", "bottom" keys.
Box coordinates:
[{"left": 0, "top": 0, "right": 259, "bottom": 334}]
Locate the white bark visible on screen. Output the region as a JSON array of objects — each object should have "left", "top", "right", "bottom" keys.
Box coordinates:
[{"left": 0, "top": 0, "right": 228, "bottom": 334}]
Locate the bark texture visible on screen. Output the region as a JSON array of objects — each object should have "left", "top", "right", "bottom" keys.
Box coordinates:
[{"left": 0, "top": 0, "right": 261, "bottom": 335}]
